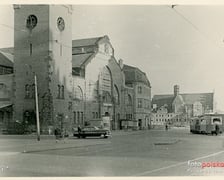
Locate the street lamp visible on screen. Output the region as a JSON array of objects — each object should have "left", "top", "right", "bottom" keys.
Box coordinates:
[
  {"left": 34, "top": 74, "right": 40, "bottom": 141},
  {"left": 25, "top": 64, "right": 40, "bottom": 141}
]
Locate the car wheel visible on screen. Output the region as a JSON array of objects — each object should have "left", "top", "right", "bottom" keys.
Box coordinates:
[{"left": 104, "top": 133, "right": 108, "bottom": 138}]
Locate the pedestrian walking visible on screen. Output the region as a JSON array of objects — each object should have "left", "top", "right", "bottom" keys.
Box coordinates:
[
  {"left": 215, "top": 124, "right": 219, "bottom": 136},
  {"left": 165, "top": 124, "right": 168, "bottom": 131},
  {"left": 54, "top": 128, "right": 59, "bottom": 143},
  {"left": 77, "top": 125, "right": 82, "bottom": 138},
  {"left": 54, "top": 127, "right": 64, "bottom": 143},
  {"left": 78, "top": 125, "right": 82, "bottom": 133}
]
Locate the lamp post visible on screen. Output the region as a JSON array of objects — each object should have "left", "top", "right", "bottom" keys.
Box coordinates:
[
  {"left": 34, "top": 74, "right": 40, "bottom": 141},
  {"left": 25, "top": 64, "right": 40, "bottom": 141}
]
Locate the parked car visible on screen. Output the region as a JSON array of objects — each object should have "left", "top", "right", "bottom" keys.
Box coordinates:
[{"left": 72, "top": 126, "right": 111, "bottom": 138}]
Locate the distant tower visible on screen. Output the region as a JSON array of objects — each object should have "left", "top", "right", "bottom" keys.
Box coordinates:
[
  {"left": 174, "top": 85, "right": 180, "bottom": 97},
  {"left": 13, "top": 5, "right": 73, "bottom": 133}
]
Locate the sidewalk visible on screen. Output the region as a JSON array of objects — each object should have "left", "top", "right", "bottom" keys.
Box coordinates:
[
  {"left": 0, "top": 129, "right": 145, "bottom": 139},
  {"left": 111, "top": 129, "right": 145, "bottom": 136},
  {"left": 0, "top": 129, "right": 145, "bottom": 153},
  {"left": 0, "top": 136, "right": 111, "bottom": 154},
  {"left": 0, "top": 129, "right": 186, "bottom": 153}
]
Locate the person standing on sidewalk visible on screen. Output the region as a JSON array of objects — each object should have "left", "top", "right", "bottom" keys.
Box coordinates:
[
  {"left": 54, "top": 127, "right": 63, "bottom": 143},
  {"left": 54, "top": 128, "right": 59, "bottom": 143},
  {"left": 215, "top": 124, "right": 219, "bottom": 136},
  {"left": 165, "top": 124, "right": 168, "bottom": 131}
]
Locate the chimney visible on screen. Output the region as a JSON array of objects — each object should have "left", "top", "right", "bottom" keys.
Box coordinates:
[
  {"left": 13, "top": 5, "right": 21, "bottom": 9},
  {"left": 118, "top": 59, "right": 124, "bottom": 69},
  {"left": 174, "top": 85, "right": 180, "bottom": 97}
]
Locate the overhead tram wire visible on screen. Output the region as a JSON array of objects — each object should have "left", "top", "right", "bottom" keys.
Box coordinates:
[
  {"left": 0, "top": 19, "right": 49, "bottom": 33},
  {"left": 0, "top": 23, "right": 27, "bottom": 33},
  {"left": 170, "top": 5, "right": 202, "bottom": 35},
  {"left": 168, "top": 5, "right": 224, "bottom": 52},
  {"left": 0, "top": 23, "right": 73, "bottom": 49}
]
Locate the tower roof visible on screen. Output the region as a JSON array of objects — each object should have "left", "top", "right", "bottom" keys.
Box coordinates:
[
  {"left": 0, "top": 49, "right": 14, "bottom": 68},
  {"left": 72, "top": 36, "right": 104, "bottom": 47},
  {"left": 123, "top": 64, "right": 151, "bottom": 87}
]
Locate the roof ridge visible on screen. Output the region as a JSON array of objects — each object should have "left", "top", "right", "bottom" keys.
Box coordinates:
[
  {"left": 154, "top": 92, "right": 213, "bottom": 96},
  {"left": 72, "top": 36, "right": 104, "bottom": 42},
  {"left": 123, "top": 64, "right": 146, "bottom": 75}
]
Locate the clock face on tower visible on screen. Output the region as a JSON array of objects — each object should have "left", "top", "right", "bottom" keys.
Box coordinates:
[
  {"left": 57, "top": 17, "right": 65, "bottom": 31},
  {"left": 26, "top": 15, "right": 38, "bottom": 29}
]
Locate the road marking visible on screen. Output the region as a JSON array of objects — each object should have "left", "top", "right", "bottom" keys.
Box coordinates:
[
  {"left": 24, "top": 142, "right": 110, "bottom": 153},
  {"left": 0, "top": 152, "right": 20, "bottom": 156},
  {"left": 134, "top": 150, "right": 224, "bottom": 176}
]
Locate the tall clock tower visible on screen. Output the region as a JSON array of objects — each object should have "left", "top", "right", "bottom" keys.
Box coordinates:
[{"left": 13, "top": 5, "right": 73, "bottom": 134}]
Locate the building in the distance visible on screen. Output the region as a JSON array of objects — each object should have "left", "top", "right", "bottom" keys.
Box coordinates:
[
  {"left": 123, "top": 65, "right": 151, "bottom": 130},
  {"left": 0, "top": 5, "right": 152, "bottom": 133},
  {"left": 151, "top": 85, "right": 214, "bottom": 127},
  {"left": 0, "top": 49, "right": 14, "bottom": 130}
]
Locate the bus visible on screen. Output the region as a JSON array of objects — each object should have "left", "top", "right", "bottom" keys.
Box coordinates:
[{"left": 190, "top": 114, "right": 224, "bottom": 135}]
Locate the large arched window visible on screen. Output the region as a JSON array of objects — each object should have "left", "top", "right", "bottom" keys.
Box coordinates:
[
  {"left": 100, "top": 66, "right": 112, "bottom": 93},
  {"left": 100, "top": 66, "right": 113, "bottom": 104},
  {"left": 25, "top": 84, "right": 31, "bottom": 98},
  {"left": 74, "top": 86, "right": 83, "bottom": 101},
  {"left": 114, "top": 85, "right": 120, "bottom": 104},
  {"left": 61, "top": 85, "right": 64, "bottom": 99},
  {"left": 102, "top": 91, "right": 112, "bottom": 103},
  {"left": 127, "top": 94, "right": 132, "bottom": 106}
]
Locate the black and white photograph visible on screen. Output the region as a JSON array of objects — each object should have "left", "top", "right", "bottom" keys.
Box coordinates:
[{"left": 1, "top": 0, "right": 224, "bottom": 177}]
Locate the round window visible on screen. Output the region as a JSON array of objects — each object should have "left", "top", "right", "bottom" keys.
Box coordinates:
[
  {"left": 57, "top": 17, "right": 65, "bottom": 31},
  {"left": 26, "top": 15, "right": 38, "bottom": 29}
]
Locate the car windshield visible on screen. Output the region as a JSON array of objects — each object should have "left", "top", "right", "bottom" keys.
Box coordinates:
[
  {"left": 73, "top": 127, "right": 78, "bottom": 131},
  {"left": 83, "top": 126, "right": 99, "bottom": 131}
]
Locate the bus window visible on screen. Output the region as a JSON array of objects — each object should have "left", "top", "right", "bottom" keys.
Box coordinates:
[
  {"left": 201, "top": 119, "right": 206, "bottom": 125},
  {"left": 196, "top": 119, "right": 200, "bottom": 125},
  {"left": 212, "top": 118, "right": 222, "bottom": 125}
]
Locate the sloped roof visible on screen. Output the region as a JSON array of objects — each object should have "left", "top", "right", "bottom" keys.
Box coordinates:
[
  {"left": 152, "top": 95, "right": 174, "bottom": 113},
  {"left": 72, "top": 36, "right": 108, "bottom": 68},
  {"left": 72, "top": 53, "right": 94, "bottom": 67},
  {"left": 181, "top": 93, "right": 213, "bottom": 108},
  {"left": 153, "top": 94, "right": 173, "bottom": 100},
  {"left": 0, "top": 51, "right": 13, "bottom": 68},
  {"left": 172, "top": 94, "right": 185, "bottom": 105},
  {"left": 72, "top": 37, "right": 102, "bottom": 47},
  {"left": 0, "top": 102, "right": 12, "bottom": 109},
  {"left": 0, "top": 47, "right": 14, "bottom": 55},
  {"left": 123, "top": 64, "right": 151, "bottom": 87},
  {"left": 152, "top": 92, "right": 214, "bottom": 112}
]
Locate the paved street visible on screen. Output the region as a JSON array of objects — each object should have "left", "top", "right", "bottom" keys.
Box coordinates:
[{"left": 1, "top": 128, "right": 224, "bottom": 176}]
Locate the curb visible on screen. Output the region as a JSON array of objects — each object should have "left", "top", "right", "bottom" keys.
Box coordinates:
[
  {"left": 23, "top": 142, "right": 109, "bottom": 153},
  {"left": 154, "top": 139, "right": 180, "bottom": 145}
]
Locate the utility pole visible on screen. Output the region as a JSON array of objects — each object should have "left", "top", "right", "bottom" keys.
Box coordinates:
[
  {"left": 83, "top": 80, "right": 86, "bottom": 127},
  {"left": 34, "top": 75, "right": 40, "bottom": 141},
  {"left": 25, "top": 64, "right": 40, "bottom": 141}
]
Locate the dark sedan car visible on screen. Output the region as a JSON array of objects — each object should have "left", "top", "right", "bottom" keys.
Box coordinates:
[{"left": 72, "top": 126, "right": 111, "bottom": 138}]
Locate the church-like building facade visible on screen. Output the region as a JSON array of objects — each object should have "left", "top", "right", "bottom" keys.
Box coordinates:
[
  {"left": 151, "top": 85, "right": 214, "bottom": 127},
  {"left": 0, "top": 5, "right": 151, "bottom": 134}
]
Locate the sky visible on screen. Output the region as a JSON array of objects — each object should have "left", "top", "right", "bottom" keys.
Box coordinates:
[{"left": 1, "top": 4, "right": 224, "bottom": 111}]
